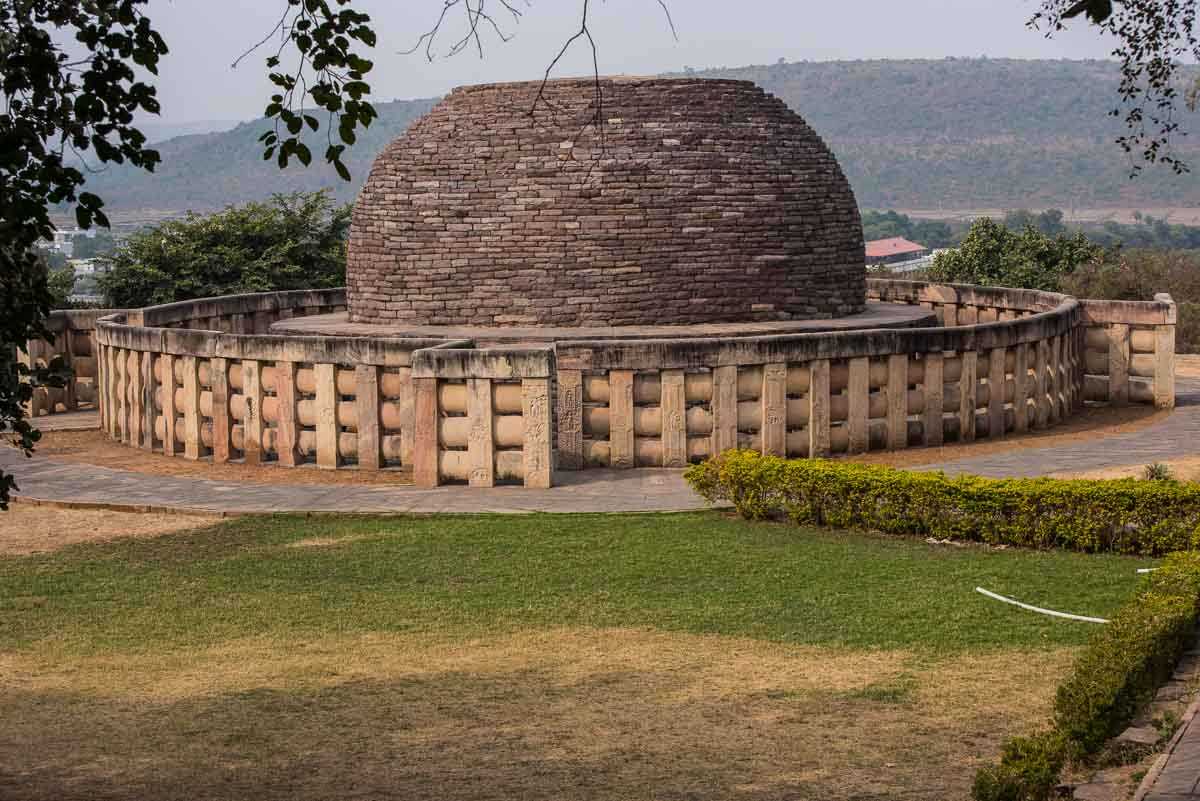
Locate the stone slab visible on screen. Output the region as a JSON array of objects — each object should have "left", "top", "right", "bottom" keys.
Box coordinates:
[{"left": 269, "top": 302, "right": 938, "bottom": 345}]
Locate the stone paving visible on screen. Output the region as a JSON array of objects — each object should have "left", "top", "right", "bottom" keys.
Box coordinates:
[
  {"left": 29, "top": 408, "right": 103, "bottom": 432},
  {"left": 271, "top": 302, "right": 936, "bottom": 343},
  {"left": 922, "top": 376, "right": 1200, "bottom": 478},
  {"left": 1137, "top": 641, "right": 1200, "bottom": 801},
  {"left": 1142, "top": 695, "right": 1200, "bottom": 801},
  {"left": 925, "top": 376, "right": 1200, "bottom": 801},
  {"left": 0, "top": 445, "right": 706, "bottom": 514}
]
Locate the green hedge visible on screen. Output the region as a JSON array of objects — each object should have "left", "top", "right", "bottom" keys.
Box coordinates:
[
  {"left": 972, "top": 552, "right": 1200, "bottom": 801},
  {"left": 684, "top": 450, "right": 1200, "bottom": 556}
]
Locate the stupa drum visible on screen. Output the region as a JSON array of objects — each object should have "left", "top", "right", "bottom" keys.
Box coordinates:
[{"left": 346, "top": 77, "right": 866, "bottom": 328}]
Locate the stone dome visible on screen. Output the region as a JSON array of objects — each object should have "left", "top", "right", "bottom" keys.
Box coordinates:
[{"left": 346, "top": 77, "right": 866, "bottom": 328}]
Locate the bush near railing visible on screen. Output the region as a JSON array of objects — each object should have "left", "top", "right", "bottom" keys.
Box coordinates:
[
  {"left": 972, "top": 552, "right": 1200, "bottom": 801},
  {"left": 683, "top": 451, "right": 1200, "bottom": 555}
]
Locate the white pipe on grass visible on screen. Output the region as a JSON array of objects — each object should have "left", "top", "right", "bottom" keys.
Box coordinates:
[{"left": 974, "top": 587, "right": 1109, "bottom": 624}]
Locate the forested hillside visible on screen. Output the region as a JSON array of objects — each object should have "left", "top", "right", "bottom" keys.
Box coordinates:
[
  {"left": 691, "top": 59, "right": 1200, "bottom": 210},
  {"left": 81, "top": 59, "right": 1200, "bottom": 215},
  {"left": 81, "top": 98, "right": 436, "bottom": 213}
]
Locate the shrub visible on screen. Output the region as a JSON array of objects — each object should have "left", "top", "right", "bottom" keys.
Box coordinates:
[
  {"left": 1054, "top": 552, "right": 1200, "bottom": 753},
  {"left": 971, "top": 731, "right": 1067, "bottom": 801},
  {"left": 927, "top": 217, "right": 1106, "bottom": 292},
  {"left": 685, "top": 451, "right": 1200, "bottom": 556},
  {"left": 1177, "top": 301, "right": 1200, "bottom": 355},
  {"left": 1144, "top": 462, "right": 1176, "bottom": 482},
  {"left": 1063, "top": 250, "right": 1200, "bottom": 354}
]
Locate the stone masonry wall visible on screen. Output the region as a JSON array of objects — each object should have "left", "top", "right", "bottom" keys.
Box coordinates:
[{"left": 346, "top": 77, "right": 866, "bottom": 327}]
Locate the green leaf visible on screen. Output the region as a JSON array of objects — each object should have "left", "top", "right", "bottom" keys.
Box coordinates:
[{"left": 1062, "top": 0, "right": 1113, "bottom": 23}]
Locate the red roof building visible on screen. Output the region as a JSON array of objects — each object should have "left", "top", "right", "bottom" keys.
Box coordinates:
[{"left": 864, "top": 237, "right": 929, "bottom": 264}]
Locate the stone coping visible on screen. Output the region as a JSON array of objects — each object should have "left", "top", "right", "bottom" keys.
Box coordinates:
[
  {"left": 269, "top": 302, "right": 939, "bottom": 344},
  {"left": 94, "top": 282, "right": 1085, "bottom": 369}
]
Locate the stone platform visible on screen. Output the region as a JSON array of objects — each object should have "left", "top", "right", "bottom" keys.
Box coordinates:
[{"left": 270, "top": 302, "right": 938, "bottom": 344}]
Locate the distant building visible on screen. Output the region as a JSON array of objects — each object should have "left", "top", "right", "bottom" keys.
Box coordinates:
[
  {"left": 865, "top": 236, "right": 929, "bottom": 265},
  {"left": 70, "top": 257, "right": 111, "bottom": 277},
  {"left": 45, "top": 228, "right": 99, "bottom": 259}
]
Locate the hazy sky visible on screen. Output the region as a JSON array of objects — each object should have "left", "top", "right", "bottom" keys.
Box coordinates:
[{"left": 144, "top": 0, "right": 1120, "bottom": 123}]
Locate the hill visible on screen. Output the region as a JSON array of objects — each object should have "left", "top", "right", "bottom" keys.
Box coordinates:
[
  {"left": 78, "top": 59, "right": 1200, "bottom": 216},
  {"left": 688, "top": 58, "right": 1200, "bottom": 211},
  {"left": 80, "top": 98, "right": 437, "bottom": 215},
  {"left": 138, "top": 119, "right": 245, "bottom": 143}
]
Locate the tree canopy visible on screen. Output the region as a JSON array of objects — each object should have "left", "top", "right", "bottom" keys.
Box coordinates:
[
  {"left": 861, "top": 210, "right": 956, "bottom": 249},
  {"left": 0, "top": 0, "right": 169, "bottom": 506},
  {"left": 926, "top": 218, "right": 1107, "bottom": 292},
  {"left": 101, "top": 192, "right": 349, "bottom": 309}
]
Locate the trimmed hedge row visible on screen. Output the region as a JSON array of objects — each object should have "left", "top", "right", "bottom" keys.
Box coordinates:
[
  {"left": 683, "top": 450, "right": 1200, "bottom": 555},
  {"left": 973, "top": 552, "right": 1200, "bottom": 801}
]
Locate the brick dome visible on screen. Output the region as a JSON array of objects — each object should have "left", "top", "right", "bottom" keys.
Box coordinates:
[{"left": 346, "top": 77, "right": 866, "bottom": 327}]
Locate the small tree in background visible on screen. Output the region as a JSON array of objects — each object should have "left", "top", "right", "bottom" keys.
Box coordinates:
[
  {"left": 1002, "top": 208, "right": 1067, "bottom": 237},
  {"left": 72, "top": 233, "right": 117, "bottom": 261},
  {"left": 927, "top": 217, "right": 1106, "bottom": 292},
  {"left": 45, "top": 263, "right": 76, "bottom": 308},
  {"left": 100, "top": 192, "right": 349, "bottom": 309},
  {"left": 1065, "top": 249, "right": 1200, "bottom": 353}
]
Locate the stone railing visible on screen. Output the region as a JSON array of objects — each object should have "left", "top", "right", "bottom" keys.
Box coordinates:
[
  {"left": 867, "top": 278, "right": 1069, "bottom": 323},
  {"left": 87, "top": 281, "right": 1177, "bottom": 489},
  {"left": 411, "top": 344, "right": 555, "bottom": 488},
  {"left": 1080, "top": 294, "right": 1176, "bottom": 408},
  {"left": 555, "top": 282, "right": 1084, "bottom": 469},
  {"left": 94, "top": 289, "right": 436, "bottom": 475},
  {"left": 869, "top": 279, "right": 1176, "bottom": 409},
  {"left": 19, "top": 309, "right": 121, "bottom": 417}
]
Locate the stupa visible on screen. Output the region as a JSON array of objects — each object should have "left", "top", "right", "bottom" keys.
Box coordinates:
[{"left": 343, "top": 77, "right": 869, "bottom": 330}]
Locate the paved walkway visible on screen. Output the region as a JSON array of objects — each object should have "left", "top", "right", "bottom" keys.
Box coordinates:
[
  {"left": 4, "top": 377, "right": 1199, "bottom": 514},
  {"left": 0, "top": 447, "right": 704, "bottom": 514},
  {"left": 30, "top": 408, "right": 102, "bottom": 432},
  {"left": 923, "top": 376, "right": 1200, "bottom": 478},
  {"left": 1143, "top": 701, "right": 1200, "bottom": 800}
]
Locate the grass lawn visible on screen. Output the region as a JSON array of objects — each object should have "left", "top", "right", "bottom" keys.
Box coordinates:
[{"left": 0, "top": 511, "right": 1156, "bottom": 800}]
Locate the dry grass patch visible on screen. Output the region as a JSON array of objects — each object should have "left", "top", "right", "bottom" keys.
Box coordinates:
[
  {"left": 0, "top": 503, "right": 216, "bottom": 556},
  {"left": 0, "top": 628, "right": 1076, "bottom": 801},
  {"left": 1050, "top": 455, "right": 1200, "bottom": 482},
  {"left": 286, "top": 534, "right": 375, "bottom": 549}
]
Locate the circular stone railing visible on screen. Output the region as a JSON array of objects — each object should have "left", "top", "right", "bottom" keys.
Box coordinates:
[{"left": 76, "top": 280, "right": 1177, "bottom": 489}]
